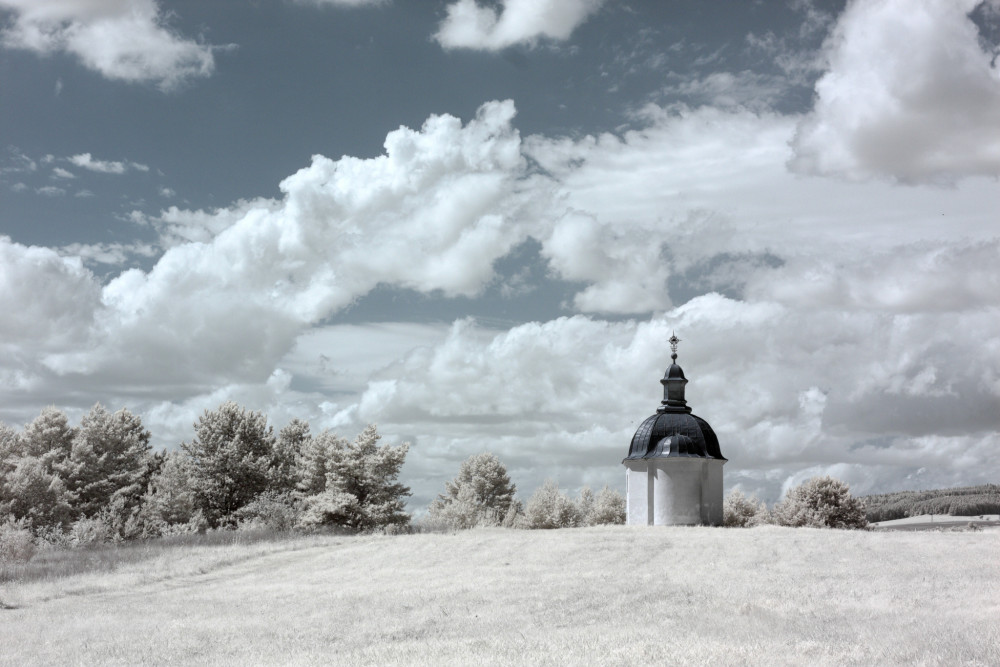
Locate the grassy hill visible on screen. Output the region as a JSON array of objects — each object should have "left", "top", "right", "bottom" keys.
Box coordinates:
[
  {"left": 859, "top": 483, "right": 1000, "bottom": 522},
  {"left": 1, "top": 526, "right": 998, "bottom": 665}
]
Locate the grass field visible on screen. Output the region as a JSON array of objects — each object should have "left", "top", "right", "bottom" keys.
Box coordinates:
[{"left": 1, "top": 526, "right": 998, "bottom": 666}]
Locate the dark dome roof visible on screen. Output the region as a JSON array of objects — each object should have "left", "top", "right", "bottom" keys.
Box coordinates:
[
  {"left": 625, "top": 412, "right": 724, "bottom": 460},
  {"left": 624, "top": 346, "right": 726, "bottom": 462}
]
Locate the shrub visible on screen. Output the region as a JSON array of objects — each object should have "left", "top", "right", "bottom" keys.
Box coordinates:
[
  {"left": 772, "top": 476, "right": 868, "bottom": 529},
  {"left": 723, "top": 489, "right": 769, "bottom": 527},
  {"left": 233, "top": 491, "right": 300, "bottom": 531},
  {"left": 0, "top": 516, "right": 35, "bottom": 564},
  {"left": 69, "top": 516, "right": 113, "bottom": 547},
  {"left": 525, "top": 480, "right": 581, "bottom": 529}
]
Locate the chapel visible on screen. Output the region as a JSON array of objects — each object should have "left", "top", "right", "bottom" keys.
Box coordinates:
[{"left": 623, "top": 334, "right": 726, "bottom": 525}]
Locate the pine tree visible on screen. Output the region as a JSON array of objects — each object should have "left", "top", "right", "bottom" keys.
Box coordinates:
[
  {"left": 182, "top": 402, "right": 277, "bottom": 527},
  {"left": 0, "top": 456, "right": 73, "bottom": 531},
  {"left": 299, "top": 425, "right": 410, "bottom": 531},
  {"left": 64, "top": 404, "right": 153, "bottom": 519},
  {"left": 19, "top": 406, "right": 75, "bottom": 474},
  {"left": 0, "top": 422, "right": 18, "bottom": 476},
  {"left": 272, "top": 418, "right": 311, "bottom": 493},
  {"left": 295, "top": 430, "right": 346, "bottom": 498}
]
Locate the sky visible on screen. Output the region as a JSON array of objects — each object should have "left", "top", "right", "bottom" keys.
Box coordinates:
[{"left": 1, "top": 0, "right": 999, "bottom": 511}]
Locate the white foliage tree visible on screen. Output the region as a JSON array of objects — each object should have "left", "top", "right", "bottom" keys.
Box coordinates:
[
  {"left": 525, "top": 479, "right": 581, "bottom": 529},
  {"left": 182, "top": 401, "right": 277, "bottom": 527},
  {"left": 141, "top": 450, "right": 199, "bottom": 531},
  {"left": 272, "top": 418, "right": 311, "bottom": 494},
  {"left": 64, "top": 404, "right": 154, "bottom": 520},
  {"left": 299, "top": 425, "right": 410, "bottom": 531},
  {"left": 0, "top": 409, "right": 76, "bottom": 532},
  {"left": 427, "top": 452, "right": 517, "bottom": 529},
  {"left": 19, "top": 406, "right": 75, "bottom": 474},
  {"left": 0, "top": 456, "right": 73, "bottom": 531},
  {"left": 584, "top": 486, "right": 626, "bottom": 526},
  {"left": 723, "top": 489, "right": 769, "bottom": 527},
  {"left": 772, "top": 476, "right": 868, "bottom": 530}
]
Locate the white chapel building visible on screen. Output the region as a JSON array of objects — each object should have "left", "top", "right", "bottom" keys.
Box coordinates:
[{"left": 623, "top": 335, "right": 726, "bottom": 526}]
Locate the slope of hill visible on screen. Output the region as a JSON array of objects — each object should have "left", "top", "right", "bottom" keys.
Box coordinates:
[
  {"left": 860, "top": 483, "right": 1000, "bottom": 522},
  {"left": 1, "top": 526, "right": 998, "bottom": 665}
]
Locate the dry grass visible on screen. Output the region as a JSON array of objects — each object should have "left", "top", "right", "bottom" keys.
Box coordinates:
[{"left": 1, "top": 526, "right": 998, "bottom": 666}]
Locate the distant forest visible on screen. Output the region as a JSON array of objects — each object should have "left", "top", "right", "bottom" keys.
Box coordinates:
[{"left": 860, "top": 484, "right": 1000, "bottom": 522}]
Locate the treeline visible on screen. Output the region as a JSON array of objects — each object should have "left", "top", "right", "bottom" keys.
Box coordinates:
[
  {"left": 859, "top": 484, "right": 1000, "bottom": 523},
  {"left": 0, "top": 402, "right": 410, "bottom": 545},
  {"left": 1, "top": 403, "right": 626, "bottom": 558}
]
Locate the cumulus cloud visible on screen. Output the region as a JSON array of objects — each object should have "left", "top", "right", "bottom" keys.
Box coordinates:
[
  {"left": 332, "top": 281, "right": 1000, "bottom": 506},
  {"left": 0, "top": 237, "right": 101, "bottom": 348},
  {"left": 0, "top": 0, "right": 219, "bottom": 90},
  {"left": 1, "top": 92, "right": 997, "bottom": 506},
  {"left": 791, "top": 0, "right": 1000, "bottom": 184},
  {"left": 34, "top": 100, "right": 528, "bottom": 392},
  {"left": 435, "top": 0, "right": 604, "bottom": 51},
  {"left": 51, "top": 167, "right": 74, "bottom": 179}
]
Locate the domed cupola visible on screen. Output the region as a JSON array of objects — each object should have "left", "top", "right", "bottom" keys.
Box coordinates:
[{"left": 624, "top": 333, "right": 726, "bottom": 463}]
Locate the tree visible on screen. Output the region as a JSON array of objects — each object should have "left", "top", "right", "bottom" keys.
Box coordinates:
[
  {"left": 299, "top": 425, "right": 410, "bottom": 531},
  {"left": 19, "top": 406, "right": 75, "bottom": 474},
  {"left": 723, "top": 489, "right": 769, "bottom": 527},
  {"left": 525, "top": 479, "right": 581, "bottom": 529},
  {"left": 295, "top": 430, "right": 345, "bottom": 498},
  {"left": 141, "top": 451, "right": 199, "bottom": 532},
  {"left": 0, "top": 422, "right": 19, "bottom": 474},
  {"left": 64, "top": 404, "right": 154, "bottom": 519},
  {"left": 0, "top": 456, "right": 73, "bottom": 531},
  {"left": 272, "top": 418, "right": 311, "bottom": 494},
  {"left": 427, "top": 452, "right": 517, "bottom": 529},
  {"left": 0, "top": 409, "right": 76, "bottom": 533},
  {"left": 585, "top": 486, "right": 626, "bottom": 526},
  {"left": 182, "top": 402, "right": 277, "bottom": 527},
  {"left": 772, "top": 476, "right": 868, "bottom": 529}
]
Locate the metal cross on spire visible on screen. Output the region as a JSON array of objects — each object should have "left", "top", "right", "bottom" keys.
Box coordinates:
[{"left": 669, "top": 331, "right": 681, "bottom": 360}]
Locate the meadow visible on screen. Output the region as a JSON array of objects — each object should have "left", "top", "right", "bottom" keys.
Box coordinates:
[{"left": 1, "top": 526, "right": 998, "bottom": 666}]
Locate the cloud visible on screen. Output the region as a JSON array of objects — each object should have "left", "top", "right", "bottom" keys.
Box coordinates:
[
  {"left": 435, "top": 0, "right": 604, "bottom": 51},
  {"left": 33, "top": 100, "right": 528, "bottom": 393},
  {"left": 790, "top": 0, "right": 1000, "bottom": 184},
  {"left": 58, "top": 241, "right": 157, "bottom": 267},
  {"left": 1, "top": 93, "right": 997, "bottom": 507},
  {"left": 52, "top": 167, "right": 74, "bottom": 179},
  {"left": 293, "top": 0, "right": 388, "bottom": 6},
  {"left": 68, "top": 153, "right": 143, "bottom": 174},
  {"left": 0, "top": 237, "right": 101, "bottom": 349},
  {"left": 36, "top": 185, "right": 65, "bottom": 196},
  {"left": 332, "top": 278, "right": 1000, "bottom": 506},
  {"left": 0, "top": 0, "right": 219, "bottom": 90}
]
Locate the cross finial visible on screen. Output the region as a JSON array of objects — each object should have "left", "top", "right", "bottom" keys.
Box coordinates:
[{"left": 669, "top": 331, "right": 681, "bottom": 360}]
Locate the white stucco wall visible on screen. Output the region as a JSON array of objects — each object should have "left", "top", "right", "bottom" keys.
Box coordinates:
[
  {"left": 624, "top": 462, "right": 651, "bottom": 525},
  {"left": 652, "top": 459, "right": 704, "bottom": 525},
  {"left": 625, "top": 457, "right": 725, "bottom": 526},
  {"left": 700, "top": 459, "right": 725, "bottom": 526}
]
